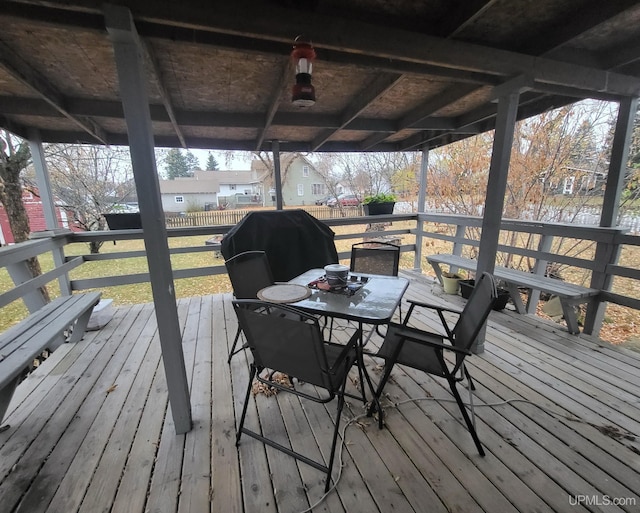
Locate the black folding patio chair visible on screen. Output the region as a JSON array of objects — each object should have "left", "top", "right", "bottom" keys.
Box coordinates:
[
  {"left": 350, "top": 241, "right": 400, "bottom": 277},
  {"left": 232, "top": 300, "right": 359, "bottom": 492},
  {"left": 350, "top": 241, "right": 402, "bottom": 336},
  {"left": 369, "top": 272, "right": 498, "bottom": 456},
  {"left": 224, "top": 250, "right": 274, "bottom": 363}
]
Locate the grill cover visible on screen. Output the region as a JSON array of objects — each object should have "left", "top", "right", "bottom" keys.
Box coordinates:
[{"left": 221, "top": 210, "right": 338, "bottom": 282}]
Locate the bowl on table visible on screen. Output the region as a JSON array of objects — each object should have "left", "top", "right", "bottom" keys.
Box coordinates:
[{"left": 324, "top": 264, "right": 349, "bottom": 288}]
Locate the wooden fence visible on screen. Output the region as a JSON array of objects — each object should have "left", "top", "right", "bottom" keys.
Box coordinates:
[{"left": 164, "top": 206, "right": 364, "bottom": 227}]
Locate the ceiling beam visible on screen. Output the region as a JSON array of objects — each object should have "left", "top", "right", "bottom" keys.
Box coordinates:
[
  {"left": 442, "top": 0, "right": 498, "bottom": 38},
  {"left": 396, "top": 92, "right": 577, "bottom": 152},
  {"left": 311, "top": 73, "right": 403, "bottom": 151},
  {"left": 353, "top": 0, "right": 640, "bottom": 152},
  {"left": 0, "top": 114, "right": 29, "bottom": 139},
  {"left": 123, "top": 0, "right": 640, "bottom": 97},
  {"left": 358, "top": 84, "right": 480, "bottom": 150},
  {"left": 255, "top": 57, "right": 292, "bottom": 151},
  {"left": 0, "top": 41, "right": 108, "bottom": 145},
  {"left": 515, "top": 0, "right": 640, "bottom": 55},
  {"left": 0, "top": 95, "right": 458, "bottom": 132},
  {"left": 0, "top": 3, "right": 500, "bottom": 87},
  {"left": 4, "top": 1, "right": 639, "bottom": 96},
  {"left": 26, "top": 127, "right": 400, "bottom": 153},
  {"left": 600, "top": 35, "right": 640, "bottom": 70},
  {"left": 142, "top": 39, "right": 187, "bottom": 148}
]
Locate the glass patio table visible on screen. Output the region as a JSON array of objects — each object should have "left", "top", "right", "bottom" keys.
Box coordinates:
[
  {"left": 287, "top": 268, "right": 409, "bottom": 409},
  {"left": 288, "top": 268, "right": 409, "bottom": 325}
]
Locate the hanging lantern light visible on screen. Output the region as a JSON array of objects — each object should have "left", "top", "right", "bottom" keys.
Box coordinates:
[{"left": 291, "top": 36, "right": 316, "bottom": 107}]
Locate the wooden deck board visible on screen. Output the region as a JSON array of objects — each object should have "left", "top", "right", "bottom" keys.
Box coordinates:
[{"left": 1, "top": 274, "right": 639, "bottom": 513}]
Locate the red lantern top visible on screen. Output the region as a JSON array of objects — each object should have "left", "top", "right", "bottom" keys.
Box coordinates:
[{"left": 291, "top": 39, "right": 316, "bottom": 62}]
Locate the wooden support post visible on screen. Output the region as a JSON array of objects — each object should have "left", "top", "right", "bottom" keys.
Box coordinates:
[
  {"left": 413, "top": 146, "right": 428, "bottom": 272},
  {"left": 475, "top": 90, "right": 520, "bottom": 352},
  {"left": 105, "top": 4, "right": 192, "bottom": 434},
  {"left": 585, "top": 96, "right": 638, "bottom": 335},
  {"left": 272, "top": 140, "right": 283, "bottom": 210},
  {"left": 28, "top": 130, "right": 71, "bottom": 296}
]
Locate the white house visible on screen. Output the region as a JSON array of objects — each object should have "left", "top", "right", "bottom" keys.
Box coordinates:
[
  {"left": 158, "top": 169, "right": 263, "bottom": 212},
  {"left": 215, "top": 170, "right": 263, "bottom": 208},
  {"left": 159, "top": 171, "right": 220, "bottom": 212}
]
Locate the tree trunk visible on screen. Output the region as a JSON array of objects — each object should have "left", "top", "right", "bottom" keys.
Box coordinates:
[{"left": 0, "top": 135, "right": 50, "bottom": 302}]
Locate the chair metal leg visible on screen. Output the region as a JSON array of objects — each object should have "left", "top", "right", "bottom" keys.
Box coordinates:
[
  {"left": 325, "top": 388, "right": 347, "bottom": 492},
  {"left": 462, "top": 364, "right": 476, "bottom": 391},
  {"left": 237, "top": 364, "right": 347, "bottom": 491},
  {"left": 367, "top": 361, "right": 395, "bottom": 429},
  {"left": 446, "top": 376, "right": 485, "bottom": 456},
  {"left": 236, "top": 365, "right": 256, "bottom": 445},
  {"left": 228, "top": 326, "right": 243, "bottom": 364},
  {"left": 461, "top": 364, "right": 477, "bottom": 430}
]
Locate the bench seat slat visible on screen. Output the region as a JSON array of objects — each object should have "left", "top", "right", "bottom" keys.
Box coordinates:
[
  {"left": 426, "top": 254, "right": 599, "bottom": 335},
  {"left": 426, "top": 254, "right": 598, "bottom": 299},
  {"left": 0, "top": 292, "right": 101, "bottom": 390}
]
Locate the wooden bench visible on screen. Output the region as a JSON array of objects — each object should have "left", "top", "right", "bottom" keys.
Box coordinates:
[
  {"left": 426, "top": 254, "right": 599, "bottom": 334},
  {"left": 0, "top": 292, "right": 101, "bottom": 429}
]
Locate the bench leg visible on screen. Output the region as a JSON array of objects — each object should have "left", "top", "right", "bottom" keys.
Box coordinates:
[
  {"left": 505, "top": 283, "right": 526, "bottom": 314},
  {"left": 429, "top": 262, "right": 445, "bottom": 285},
  {"left": 67, "top": 306, "right": 96, "bottom": 344},
  {"left": 0, "top": 377, "right": 20, "bottom": 430},
  {"left": 560, "top": 300, "right": 581, "bottom": 335}
]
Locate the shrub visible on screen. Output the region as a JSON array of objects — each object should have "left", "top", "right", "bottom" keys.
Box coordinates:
[{"left": 363, "top": 192, "right": 397, "bottom": 204}]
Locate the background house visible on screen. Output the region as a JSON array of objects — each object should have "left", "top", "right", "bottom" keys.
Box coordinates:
[
  {"left": 159, "top": 169, "right": 264, "bottom": 211},
  {"left": 253, "top": 155, "right": 328, "bottom": 206},
  {"left": 0, "top": 187, "right": 82, "bottom": 244},
  {"left": 160, "top": 158, "right": 328, "bottom": 211},
  {"left": 215, "top": 170, "right": 263, "bottom": 208},
  {"left": 159, "top": 171, "right": 219, "bottom": 212}
]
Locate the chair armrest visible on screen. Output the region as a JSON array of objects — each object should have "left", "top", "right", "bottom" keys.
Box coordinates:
[
  {"left": 404, "top": 299, "right": 460, "bottom": 339},
  {"left": 326, "top": 329, "right": 360, "bottom": 368},
  {"left": 406, "top": 298, "right": 462, "bottom": 316},
  {"left": 391, "top": 326, "right": 471, "bottom": 356}
]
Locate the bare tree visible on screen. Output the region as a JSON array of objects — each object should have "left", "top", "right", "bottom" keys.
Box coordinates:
[
  {"left": 620, "top": 104, "right": 640, "bottom": 214},
  {"left": 311, "top": 153, "right": 344, "bottom": 198},
  {"left": 428, "top": 133, "right": 493, "bottom": 216},
  {"left": 428, "top": 100, "right": 616, "bottom": 273},
  {"left": 42, "top": 144, "right": 135, "bottom": 253}
]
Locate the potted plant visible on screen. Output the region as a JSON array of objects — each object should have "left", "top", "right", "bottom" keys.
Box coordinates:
[
  {"left": 459, "top": 278, "right": 511, "bottom": 310},
  {"left": 103, "top": 212, "right": 142, "bottom": 230},
  {"left": 362, "top": 192, "right": 397, "bottom": 215},
  {"left": 441, "top": 271, "right": 464, "bottom": 294}
]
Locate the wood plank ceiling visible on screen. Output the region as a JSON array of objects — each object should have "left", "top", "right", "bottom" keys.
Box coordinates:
[{"left": 1, "top": 0, "right": 640, "bottom": 153}]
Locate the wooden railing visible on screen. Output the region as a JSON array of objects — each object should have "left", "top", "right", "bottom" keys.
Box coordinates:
[
  {"left": 2, "top": 212, "right": 639, "bottom": 338},
  {"left": 414, "top": 213, "right": 639, "bottom": 334}
]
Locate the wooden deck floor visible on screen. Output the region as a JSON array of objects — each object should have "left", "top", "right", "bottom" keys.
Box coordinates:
[{"left": 1, "top": 273, "right": 640, "bottom": 513}]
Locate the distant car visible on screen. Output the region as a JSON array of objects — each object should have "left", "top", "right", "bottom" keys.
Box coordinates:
[
  {"left": 315, "top": 195, "right": 335, "bottom": 206},
  {"left": 327, "top": 194, "right": 361, "bottom": 207}
]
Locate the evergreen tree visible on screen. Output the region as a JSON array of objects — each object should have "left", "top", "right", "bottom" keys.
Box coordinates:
[
  {"left": 185, "top": 151, "right": 200, "bottom": 173},
  {"left": 206, "top": 152, "right": 220, "bottom": 170},
  {"left": 164, "top": 149, "right": 191, "bottom": 179}
]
